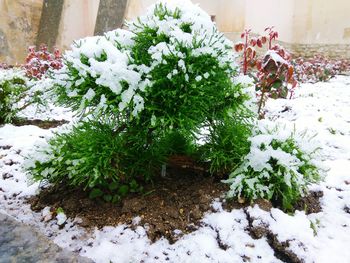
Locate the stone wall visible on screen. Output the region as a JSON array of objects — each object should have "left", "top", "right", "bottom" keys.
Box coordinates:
[{"left": 286, "top": 43, "right": 350, "bottom": 59}]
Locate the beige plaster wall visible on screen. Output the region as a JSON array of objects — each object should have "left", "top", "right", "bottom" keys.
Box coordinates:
[
  {"left": 292, "top": 0, "right": 350, "bottom": 44},
  {"left": 0, "top": 0, "right": 43, "bottom": 64},
  {"left": 126, "top": 0, "right": 350, "bottom": 45},
  {"left": 244, "top": 0, "right": 295, "bottom": 43},
  {"left": 124, "top": 0, "right": 350, "bottom": 58},
  {"left": 56, "top": 0, "right": 100, "bottom": 51}
]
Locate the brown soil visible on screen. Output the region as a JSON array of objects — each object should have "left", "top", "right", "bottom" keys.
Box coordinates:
[
  {"left": 12, "top": 119, "right": 68, "bottom": 129},
  {"left": 28, "top": 164, "right": 228, "bottom": 243},
  {"left": 245, "top": 209, "right": 303, "bottom": 263},
  {"left": 294, "top": 191, "right": 323, "bottom": 214}
]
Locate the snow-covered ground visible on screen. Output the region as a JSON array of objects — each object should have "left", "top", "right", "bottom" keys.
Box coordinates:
[{"left": 0, "top": 76, "right": 349, "bottom": 263}]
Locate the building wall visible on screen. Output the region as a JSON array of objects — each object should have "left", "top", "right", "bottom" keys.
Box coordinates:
[
  {"left": 292, "top": 0, "right": 350, "bottom": 45},
  {"left": 0, "top": 0, "right": 43, "bottom": 64},
  {"left": 244, "top": 0, "right": 295, "bottom": 43},
  {"left": 56, "top": 0, "right": 100, "bottom": 51}
]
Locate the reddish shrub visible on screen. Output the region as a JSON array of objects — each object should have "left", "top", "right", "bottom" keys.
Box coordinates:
[
  {"left": 23, "top": 44, "right": 63, "bottom": 79},
  {"left": 234, "top": 27, "right": 297, "bottom": 116},
  {"left": 293, "top": 55, "right": 350, "bottom": 83}
]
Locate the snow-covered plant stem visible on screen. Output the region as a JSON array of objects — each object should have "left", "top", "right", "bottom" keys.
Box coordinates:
[{"left": 243, "top": 30, "right": 249, "bottom": 75}]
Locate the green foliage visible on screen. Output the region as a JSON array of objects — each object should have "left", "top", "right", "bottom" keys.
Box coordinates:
[
  {"left": 224, "top": 124, "right": 323, "bottom": 211},
  {"left": 158, "top": 131, "right": 197, "bottom": 156},
  {"left": 0, "top": 69, "right": 43, "bottom": 124},
  {"left": 309, "top": 219, "right": 321, "bottom": 236},
  {"left": 200, "top": 116, "right": 252, "bottom": 175},
  {"left": 28, "top": 1, "right": 253, "bottom": 202},
  {"left": 27, "top": 121, "right": 167, "bottom": 201},
  {"left": 28, "top": 120, "right": 203, "bottom": 201},
  {"left": 56, "top": 207, "right": 65, "bottom": 214}
]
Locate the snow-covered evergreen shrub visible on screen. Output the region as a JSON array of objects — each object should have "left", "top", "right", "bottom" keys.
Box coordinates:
[
  {"left": 224, "top": 122, "right": 323, "bottom": 211},
  {"left": 52, "top": 1, "right": 248, "bottom": 125},
  {"left": 0, "top": 69, "right": 43, "bottom": 124},
  {"left": 28, "top": 0, "right": 251, "bottom": 198},
  {"left": 53, "top": 33, "right": 142, "bottom": 118}
]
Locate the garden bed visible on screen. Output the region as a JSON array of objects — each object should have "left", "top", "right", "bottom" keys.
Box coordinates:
[
  {"left": 29, "top": 164, "right": 228, "bottom": 243},
  {"left": 28, "top": 164, "right": 323, "bottom": 245},
  {"left": 1, "top": 0, "right": 350, "bottom": 261}
]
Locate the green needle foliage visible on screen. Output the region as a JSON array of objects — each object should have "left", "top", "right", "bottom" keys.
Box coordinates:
[
  {"left": 0, "top": 69, "right": 42, "bottom": 124},
  {"left": 223, "top": 124, "right": 324, "bottom": 211},
  {"left": 27, "top": 121, "right": 167, "bottom": 202},
  {"left": 28, "top": 0, "right": 251, "bottom": 200}
]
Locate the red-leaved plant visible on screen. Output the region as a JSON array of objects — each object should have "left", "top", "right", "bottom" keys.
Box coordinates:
[
  {"left": 235, "top": 26, "right": 297, "bottom": 116},
  {"left": 23, "top": 44, "right": 63, "bottom": 79},
  {"left": 234, "top": 29, "right": 267, "bottom": 75},
  {"left": 293, "top": 55, "right": 350, "bottom": 83},
  {"left": 256, "top": 43, "right": 297, "bottom": 114}
]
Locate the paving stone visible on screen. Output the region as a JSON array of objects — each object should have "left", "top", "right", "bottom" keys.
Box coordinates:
[{"left": 0, "top": 213, "right": 92, "bottom": 263}]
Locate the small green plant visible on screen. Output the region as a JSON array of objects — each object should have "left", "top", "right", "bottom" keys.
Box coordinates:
[
  {"left": 0, "top": 69, "right": 43, "bottom": 124},
  {"left": 309, "top": 218, "right": 321, "bottom": 236},
  {"left": 223, "top": 122, "right": 323, "bottom": 211},
  {"left": 327, "top": 127, "right": 336, "bottom": 135}
]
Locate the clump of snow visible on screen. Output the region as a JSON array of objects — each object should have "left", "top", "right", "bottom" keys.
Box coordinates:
[
  {"left": 56, "top": 211, "right": 67, "bottom": 226},
  {"left": 233, "top": 74, "right": 258, "bottom": 113},
  {"left": 56, "top": 34, "right": 144, "bottom": 117},
  {"left": 0, "top": 68, "right": 27, "bottom": 85},
  {"left": 132, "top": 216, "right": 142, "bottom": 225}
]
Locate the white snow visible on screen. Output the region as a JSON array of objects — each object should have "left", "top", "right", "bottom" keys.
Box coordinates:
[
  {"left": 56, "top": 211, "right": 67, "bottom": 226},
  {"left": 1, "top": 75, "right": 349, "bottom": 262},
  {"left": 264, "top": 50, "right": 288, "bottom": 66}
]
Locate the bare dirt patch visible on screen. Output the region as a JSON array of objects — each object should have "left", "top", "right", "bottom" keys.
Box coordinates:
[
  {"left": 294, "top": 191, "right": 323, "bottom": 214},
  {"left": 12, "top": 119, "right": 68, "bottom": 129},
  {"left": 28, "top": 164, "right": 228, "bottom": 243}
]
